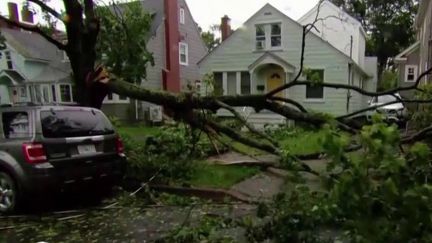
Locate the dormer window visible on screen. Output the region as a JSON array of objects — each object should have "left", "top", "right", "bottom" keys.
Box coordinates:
[
  {"left": 255, "top": 23, "right": 282, "bottom": 50},
  {"left": 5, "top": 51, "right": 13, "bottom": 69}
]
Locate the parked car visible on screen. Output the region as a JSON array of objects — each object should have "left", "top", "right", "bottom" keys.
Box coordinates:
[
  {"left": 367, "top": 93, "right": 408, "bottom": 125},
  {"left": 0, "top": 105, "right": 126, "bottom": 214}
]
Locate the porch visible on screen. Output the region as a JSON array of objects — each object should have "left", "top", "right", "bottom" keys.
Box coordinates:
[
  {"left": 0, "top": 70, "right": 74, "bottom": 105},
  {"left": 213, "top": 52, "right": 297, "bottom": 128}
]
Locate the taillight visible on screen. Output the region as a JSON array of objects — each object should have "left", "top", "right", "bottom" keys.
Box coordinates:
[
  {"left": 115, "top": 136, "right": 125, "bottom": 156},
  {"left": 22, "top": 143, "right": 47, "bottom": 164}
]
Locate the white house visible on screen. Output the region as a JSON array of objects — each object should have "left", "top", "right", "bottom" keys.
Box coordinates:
[{"left": 199, "top": 3, "right": 376, "bottom": 127}]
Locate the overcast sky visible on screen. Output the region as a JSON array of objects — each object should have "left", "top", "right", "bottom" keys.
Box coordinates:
[{"left": 0, "top": 0, "right": 319, "bottom": 31}]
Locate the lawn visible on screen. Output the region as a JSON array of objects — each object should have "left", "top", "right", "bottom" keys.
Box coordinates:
[
  {"left": 188, "top": 164, "right": 260, "bottom": 189},
  {"left": 117, "top": 125, "right": 161, "bottom": 139},
  {"left": 278, "top": 129, "right": 325, "bottom": 155}
]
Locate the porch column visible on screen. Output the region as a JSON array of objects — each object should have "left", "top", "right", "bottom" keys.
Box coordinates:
[
  {"left": 236, "top": 72, "right": 241, "bottom": 95},
  {"left": 250, "top": 71, "right": 256, "bottom": 94},
  {"left": 222, "top": 72, "right": 228, "bottom": 95}
]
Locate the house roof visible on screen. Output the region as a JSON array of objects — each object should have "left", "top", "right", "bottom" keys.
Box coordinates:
[
  {"left": 394, "top": 41, "right": 420, "bottom": 62},
  {"left": 199, "top": 3, "right": 370, "bottom": 77},
  {"left": 0, "top": 70, "right": 25, "bottom": 85},
  {"left": 0, "top": 27, "right": 63, "bottom": 62},
  {"left": 298, "top": 0, "right": 367, "bottom": 38},
  {"left": 30, "top": 62, "right": 71, "bottom": 82},
  {"left": 248, "top": 52, "right": 296, "bottom": 73},
  {"left": 110, "top": 0, "right": 164, "bottom": 36}
]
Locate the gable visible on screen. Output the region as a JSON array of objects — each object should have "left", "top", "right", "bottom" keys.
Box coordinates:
[
  {"left": 199, "top": 3, "right": 366, "bottom": 76},
  {"left": 298, "top": 0, "right": 366, "bottom": 36}
]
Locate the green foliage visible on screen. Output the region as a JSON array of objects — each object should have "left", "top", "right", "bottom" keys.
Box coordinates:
[
  {"left": 108, "top": 115, "right": 122, "bottom": 128},
  {"left": 96, "top": 1, "right": 154, "bottom": 84},
  {"left": 412, "top": 83, "right": 432, "bottom": 131},
  {"left": 303, "top": 68, "right": 324, "bottom": 85},
  {"left": 378, "top": 69, "right": 399, "bottom": 91},
  {"left": 123, "top": 124, "right": 214, "bottom": 182},
  {"left": 199, "top": 24, "right": 221, "bottom": 52},
  {"left": 330, "top": 0, "right": 418, "bottom": 75},
  {"left": 248, "top": 119, "right": 432, "bottom": 242},
  {"left": 159, "top": 216, "right": 236, "bottom": 243}
]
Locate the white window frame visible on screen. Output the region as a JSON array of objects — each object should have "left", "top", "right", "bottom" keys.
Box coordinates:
[
  {"left": 103, "top": 93, "right": 130, "bottom": 104},
  {"left": 179, "top": 8, "right": 185, "bottom": 25},
  {"left": 179, "top": 42, "right": 188, "bottom": 66},
  {"left": 405, "top": 65, "right": 418, "bottom": 82}
]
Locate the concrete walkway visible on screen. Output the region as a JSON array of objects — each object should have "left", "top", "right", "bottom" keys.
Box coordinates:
[{"left": 207, "top": 151, "right": 279, "bottom": 166}]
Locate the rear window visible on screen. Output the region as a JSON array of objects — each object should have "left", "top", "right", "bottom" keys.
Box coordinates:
[
  {"left": 40, "top": 110, "right": 115, "bottom": 138},
  {"left": 2, "top": 112, "right": 30, "bottom": 139}
]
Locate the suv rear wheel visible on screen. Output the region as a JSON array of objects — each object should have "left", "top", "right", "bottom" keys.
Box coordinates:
[{"left": 0, "top": 172, "right": 17, "bottom": 214}]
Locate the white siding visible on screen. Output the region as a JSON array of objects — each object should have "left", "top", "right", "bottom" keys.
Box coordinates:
[
  {"left": 200, "top": 4, "right": 357, "bottom": 116},
  {"left": 298, "top": 0, "right": 366, "bottom": 68}
]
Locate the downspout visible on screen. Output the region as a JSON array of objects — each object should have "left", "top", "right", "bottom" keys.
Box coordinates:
[{"left": 346, "top": 35, "right": 353, "bottom": 113}]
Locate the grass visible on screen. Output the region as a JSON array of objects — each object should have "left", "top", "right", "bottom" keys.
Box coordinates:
[
  {"left": 117, "top": 125, "right": 161, "bottom": 139},
  {"left": 277, "top": 129, "right": 328, "bottom": 156},
  {"left": 188, "top": 163, "right": 260, "bottom": 189}
]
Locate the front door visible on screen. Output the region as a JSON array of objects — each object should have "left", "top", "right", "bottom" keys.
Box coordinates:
[
  {"left": 0, "top": 85, "right": 11, "bottom": 104},
  {"left": 267, "top": 73, "right": 284, "bottom": 98}
]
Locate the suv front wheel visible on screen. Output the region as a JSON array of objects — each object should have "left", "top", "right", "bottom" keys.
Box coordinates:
[{"left": 0, "top": 172, "right": 17, "bottom": 214}]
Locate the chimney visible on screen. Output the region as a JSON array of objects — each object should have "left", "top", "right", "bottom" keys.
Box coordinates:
[
  {"left": 21, "top": 7, "right": 34, "bottom": 24},
  {"left": 163, "top": 0, "right": 181, "bottom": 93},
  {"left": 221, "top": 15, "right": 232, "bottom": 41},
  {"left": 7, "top": 2, "right": 19, "bottom": 23}
]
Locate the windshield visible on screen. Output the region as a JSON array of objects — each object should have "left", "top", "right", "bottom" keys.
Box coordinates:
[
  {"left": 376, "top": 95, "right": 398, "bottom": 103},
  {"left": 40, "top": 110, "right": 115, "bottom": 138}
]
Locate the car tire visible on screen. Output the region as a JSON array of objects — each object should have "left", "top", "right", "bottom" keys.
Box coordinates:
[{"left": 0, "top": 172, "right": 18, "bottom": 215}]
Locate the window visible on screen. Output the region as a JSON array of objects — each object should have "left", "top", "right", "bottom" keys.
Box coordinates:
[
  {"left": 227, "top": 72, "right": 237, "bottom": 95},
  {"left": 5, "top": 51, "right": 12, "bottom": 69},
  {"left": 59, "top": 84, "right": 72, "bottom": 102},
  {"left": 107, "top": 92, "right": 113, "bottom": 101},
  {"left": 256, "top": 25, "right": 266, "bottom": 50},
  {"left": 2, "top": 112, "right": 30, "bottom": 138},
  {"left": 19, "top": 87, "right": 27, "bottom": 98},
  {"left": 241, "top": 72, "right": 251, "bottom": 95},
  {"left": 271, "top": 23, "right": 282, "bottom": 47},
  {"left": 179, "top": 8, "right": 185, "bottom": 24},
  {"left": 179, "top": 42, "right": 188, "bottom": 65},
  {"left": 104, "top": 92, "right": 129, "bottom": 104},
  {"left": 213, "top": 72, "right": 223, "bottom": 95},
  {"left": 305, "top": 70, "right": 324, "bottom": 100},
  {"left": 405, "top": 65, "right": 418, "bottom": 82},
  {"left": 41, "top": 110, "right": 114, "bottom": 138}
]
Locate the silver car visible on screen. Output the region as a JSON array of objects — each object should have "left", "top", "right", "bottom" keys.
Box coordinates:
[{"left": 367, "top": 94, "right": 408, "bottom": 123}]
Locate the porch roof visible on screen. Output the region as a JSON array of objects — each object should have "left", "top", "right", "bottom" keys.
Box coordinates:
[
  {"left": 248, "top": 52, "right": 296, "bottom": 73},
  {"left": 0, "top": 70, "right": 25, "bottom": 85}
]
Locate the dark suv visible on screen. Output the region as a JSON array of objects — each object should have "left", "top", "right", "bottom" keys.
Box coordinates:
[{"left": 0, "top": 105, "right": 126, "bottom": 214}]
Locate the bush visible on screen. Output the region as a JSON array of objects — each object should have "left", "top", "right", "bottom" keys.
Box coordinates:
[
  {"left": 122, "top": 124, "right": 219, "bottom": 183},
  {"left": 248, "top": 119, "right": 432, "bottom": 242}
]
